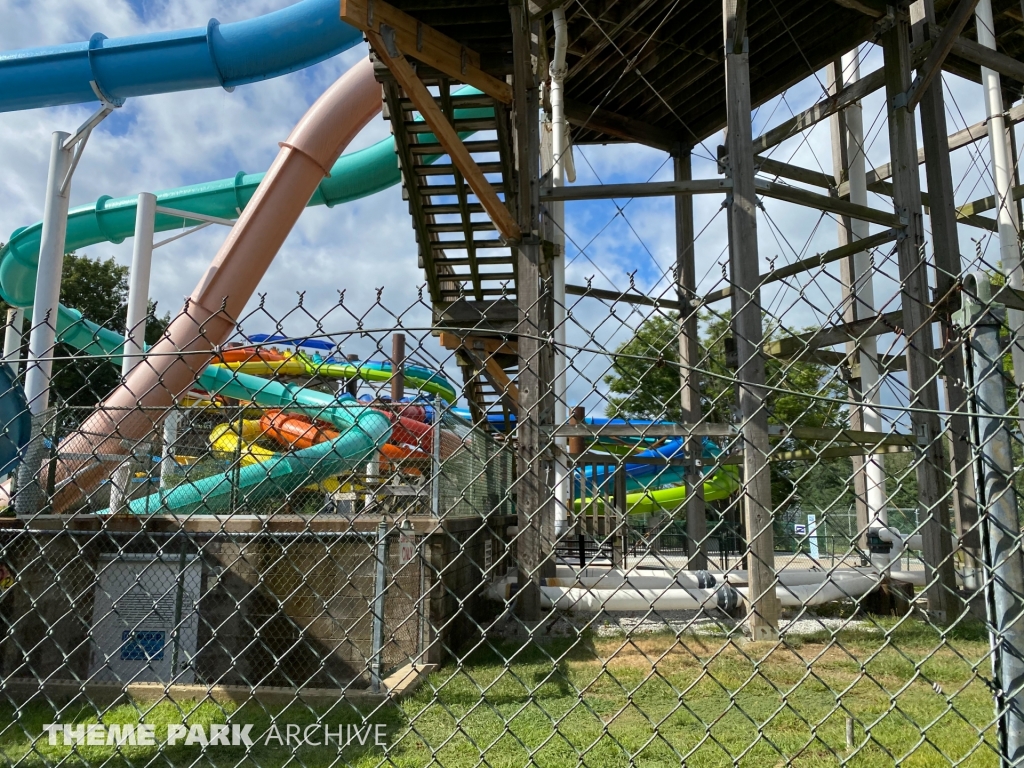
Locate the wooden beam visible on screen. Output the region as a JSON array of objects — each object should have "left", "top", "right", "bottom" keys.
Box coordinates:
[
  {"left": 564, "top": 284, "right": 684, "bottom": 311},
  {"left": 906, "top": 0, "right": 982, "bottom": 110},
  {"left": 675, "top": 149, "right": 708, "bottom": 569},
  {"left": 763, "top": 310, "right": 904, "bottom": 359},
  {"left": 462, "top": 347, "right": 519, "bottom": 416},
  {"left": 947, "top": 27, "right": 1024, "bottom": 85},
  {"left": 752, "top": 67, "right": 886, "bottom": 154},
  {"left": 563, "top": 98, "right": 677, "bottom": 152},
  {"left": 438, "top": 332, "right": 517, "bottom": 357},
  {"left": 723, "top": 0, "right": 778, "bottom": 639},
  {"left": 753, "top": 179, "right": 903, "bottom": 227},
  {"left": 341, "top": 0, "right": 512, "bottom": 103},
  {"left": 367, "top": 30, "right": 521, "bottom": 242},
  {"left": 754, "top": 156, "right": 835, "bottom": 189},
  {"left": 830, "top": 0, "right": 886, "bottom": 17},
  {"left": 882, "top": 16, "right": 957, "bottom": 624},
  {"left": 541, "top": 178, "right": 730, "bottom": 201},
  {"left": 701, "top": 228, "right": 900, "bottom": 304},
  {"left": 851, "top": 102, "right": 1024, "bottom": 192}
]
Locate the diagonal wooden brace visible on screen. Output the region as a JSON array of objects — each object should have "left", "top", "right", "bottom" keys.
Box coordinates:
[
  {"left": 367, "top": 29, "right": 522, "bottom": 243},
  {"left": 341, "top": 0, "right": 512, "bottom": 104}
]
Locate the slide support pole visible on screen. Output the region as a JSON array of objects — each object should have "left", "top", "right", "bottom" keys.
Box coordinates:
[{"left": 123, "top": 192, "right": 156, "bottom": 378}]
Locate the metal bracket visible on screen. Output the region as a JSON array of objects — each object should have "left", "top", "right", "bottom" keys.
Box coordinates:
[{"left": 380, "top": 23, "right": 400, "bottom": 58}]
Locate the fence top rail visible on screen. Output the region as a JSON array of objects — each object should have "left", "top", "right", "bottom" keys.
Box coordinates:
[{"left": 0, "top": 513, "right": 517, "bottom": 535}]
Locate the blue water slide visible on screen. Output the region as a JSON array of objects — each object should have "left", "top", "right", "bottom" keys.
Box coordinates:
[{"left": 0, "top": 0, "right": 362, "bottom": 112}]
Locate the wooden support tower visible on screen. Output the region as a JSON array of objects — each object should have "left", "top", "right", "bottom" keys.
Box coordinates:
[
  {"left": 722, "top": 0, "right": 780, "bottom": 640},
  {"left": 882, "top": 8, "right": 958, "bottom": 624}
]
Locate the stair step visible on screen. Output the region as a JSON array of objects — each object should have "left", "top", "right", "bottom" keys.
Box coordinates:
[
  {"left": 427, "top": 221, "right": 497, "bottom": 233},
  {"left": 400, "top": 93, "right": 494, "bottom": 110},
  {"left": 406, "top": 118, "right": 495, "bottom": 133},
  {"left": 414, "top": 162, "right": 503, "bottom": 176},
  {"left": 433, "top": 256, "right": 514, "bottom": 267},
  {"left": 422, "top": 183, "right": 505, "bottom": 196},
  {"left": 431, "top": 239, "right": 507, "bottom": 250},
  {"left": 411, "top": 140, "right": 500, "bottom": 155},
  {"left": 423, "top": 203, "right": 485, "bottom": 215}
]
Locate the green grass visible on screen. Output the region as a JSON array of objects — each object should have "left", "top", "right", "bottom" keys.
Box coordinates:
[{"left": 0, "top": 617, "right": 1002, "bottom": 768}]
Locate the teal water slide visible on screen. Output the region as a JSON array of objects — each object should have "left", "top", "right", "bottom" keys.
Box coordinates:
[{"left": 103, "top": 365, "right": 393, "bottom": 515}]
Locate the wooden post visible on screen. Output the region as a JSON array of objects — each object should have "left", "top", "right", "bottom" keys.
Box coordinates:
[
  {"left": 674, "top": 149, "right": 709, "bottom": 570},
  {"left": 512, "top": 0, "right": 547, "bottom": 622},
  {"left": 911, "top": 0, "right": 981, "bottom": 589},
  {"left": 882, "top": 10, "right": 958, "bottom": 624},
  {"left": 391, "top": 333, "right": 406, "bottom": 402},
  {"left": 723, "top": 0, "right": 780, "bottom": 640},
  {"left": 345, "top": 353, "right": 360, "bottom": 399},
  {"left": 827, "top": 59, "right": 871, "bottom": 554}
]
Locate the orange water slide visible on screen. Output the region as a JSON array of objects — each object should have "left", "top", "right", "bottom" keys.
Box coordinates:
[
  {"left": 216, "top": 347, "right": 286, "bottom": 364},
  {"left": 52, "top": 58, "right": 383, "bottom": 512},
  {"left": 259, "top": 409, "right": 427, "bottom": 473}
]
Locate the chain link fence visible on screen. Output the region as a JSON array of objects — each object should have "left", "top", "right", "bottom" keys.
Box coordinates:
[{"left": 0, "top": 275, "right": 1013, "bottom": 768}]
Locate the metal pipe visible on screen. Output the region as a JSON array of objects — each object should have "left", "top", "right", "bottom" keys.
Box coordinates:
[
  {"left": 23, "top": 131, "right": 73, "bottom": 417},
  {"left": 123, "top": 192, "right": 156, "bottom": 379},
  {"left": 841, "top": 48, "right": 888, "bottom": 528},
  {"left": 3, "top": 308, "right": 24, "bottom": 372},
  {"left": 551, "top": 5, "right": 569, "bottom": 538},
  {"left": 976, "top": 0, "right": 1024, "bottom": 418},
  {"left": 370, "top": 518, "right": 388, "bottom": 693},
  {"left": 390, "top": 333, "right": 405, "bottom": 402},
  {"left": 958, "top": 272, "right": 1024, "bottom": 764},
  {"left": 15, "top": 131, "right": 74, "bottom": 516}
]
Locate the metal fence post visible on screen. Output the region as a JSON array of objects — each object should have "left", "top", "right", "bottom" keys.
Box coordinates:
[
  {"left": 431, "top": 396, "right": 441, "bottom": 518},
  {"left": 957, "top": 272, "right": 1024, "bottom": 765},
  {"left": 370, "top": 517, "right": 388, "bottom": 694}
]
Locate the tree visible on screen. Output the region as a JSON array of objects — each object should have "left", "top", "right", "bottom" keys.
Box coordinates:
[
  {"left": 603, "top": 311, "right": 854, "bottom": 518},
  {"left": 1, "top": 253, "right": 170, "bottom": 411}
]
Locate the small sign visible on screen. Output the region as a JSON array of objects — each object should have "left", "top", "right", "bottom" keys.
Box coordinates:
[
  {"left": 793, "top": 524, "right": 806, "bottom": 536},
  {"left": 807, "top": 514, "right": 820, "bottom": 560},
  {"left": 398, "top": 533, "right": 416, "bottom": 566}
]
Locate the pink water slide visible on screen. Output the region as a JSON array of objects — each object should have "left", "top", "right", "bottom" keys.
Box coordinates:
[{"left": 53, "top": 58, "right": 383, "bottom": 512}]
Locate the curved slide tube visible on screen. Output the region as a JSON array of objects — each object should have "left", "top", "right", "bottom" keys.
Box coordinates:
[
  {"left": 52, "top": 58, "right": 385, "bottom": 512},
  {"left": 0, "top": 0, "right": 362, "bottom": 113},
  {"left": 213, "top": 350, "right": 458, "bottom": 403},
  {"left": 0, "top": 101, "right": 488, "bottom": 308},
  {"left": 100, "top": 404, "right": 391, "bottom": 516}
]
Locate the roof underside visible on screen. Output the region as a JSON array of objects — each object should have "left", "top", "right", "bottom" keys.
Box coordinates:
[{"left": 391, "top": 0, "right": 1024, "bottom": 149}]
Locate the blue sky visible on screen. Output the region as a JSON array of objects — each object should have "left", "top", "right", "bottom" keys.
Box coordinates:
[{"left": 0, "top": 0, "right": 1011, "bottom": 424}]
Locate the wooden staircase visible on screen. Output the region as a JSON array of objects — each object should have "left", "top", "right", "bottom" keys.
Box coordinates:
[{"left": 373, "top": 58, "right": 521, "bottom": 426}]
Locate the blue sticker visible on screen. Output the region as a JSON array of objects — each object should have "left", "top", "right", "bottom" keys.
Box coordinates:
[{"left": 120, "top": 630, "right": 165, "bottom": 661}]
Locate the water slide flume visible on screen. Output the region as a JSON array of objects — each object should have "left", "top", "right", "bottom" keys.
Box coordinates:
[
  {"left": 99, "top": 402, "right": 392, "bottom": 516},
  {"left": 48, "top": 58, "right": 387, "bottom": 512},
  {"left": 574, "top": 437, "right": 741, "bottom": 516},
  {"left": 0, "top": 0, "right": 362, "bottom": 113},
  {"left": 212, "top": 347, "right": 458, "bottom": 402}
]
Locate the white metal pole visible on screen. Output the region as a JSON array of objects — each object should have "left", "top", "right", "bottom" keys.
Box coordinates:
[
  {"left": 551, "top": 6, "right": 569, "bottom": 536},
  {"left": 16, "top": 131, "right": 74, "bottom": 515},
  {"left": 23, "top": 131, "right": 73, "bottom": 416},
  {"left": 3, "top": 308, "right": 24, "bottom": 371},
  {"left": 976, "top": 0, "right": 1024, "bottom": 404},
  {"left": 842, "top": 49, "right": 889, "bottom": 529},
  {"left": 123, "top": 192, "right": 156, "bottom": 378}
]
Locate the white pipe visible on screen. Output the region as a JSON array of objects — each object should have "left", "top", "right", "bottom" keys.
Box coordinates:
[
  {"left": 551, "top": 5, "right": 570, "bottom": 536},
  {"left": 123, "top": 192, "right": 156, "bottom": 378},
  {"left": 977, "top": 1, "right": 1024, "bottom": 346},
  {"left": 3, "top": 308, "right": 24, "bottom": 371},
  {"left": 841, "top": 49, "right": 888, "bottom": 526},
  {"left": 160, "top": 409, "right": 181, "bottom": 490},
  {"left": 541, "top": 584, "right": 737, "bottom": 612},
  {"left": 737, "top": 574, "right": 881, "bottom": 608},
  {"left": 23, "top": 131, "right": 73, "bottom": 416}
]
